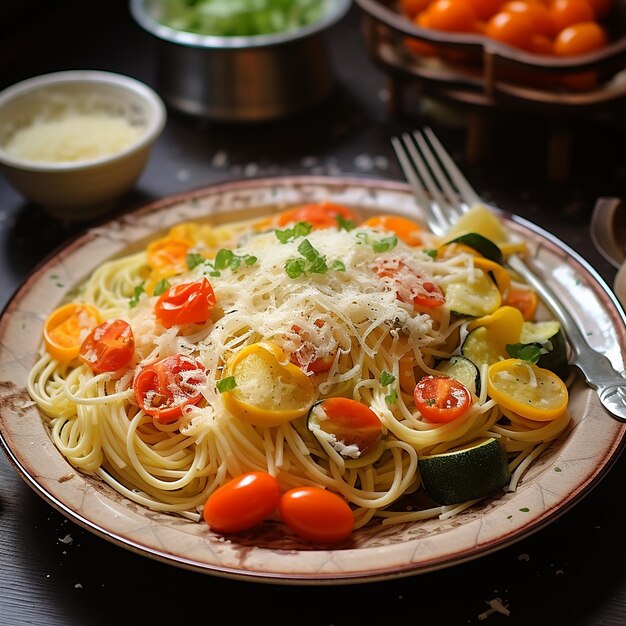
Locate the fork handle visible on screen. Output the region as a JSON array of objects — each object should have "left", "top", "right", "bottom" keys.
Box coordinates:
[{"left": 508, "top": 254, "right": 626, "bottom": 422}]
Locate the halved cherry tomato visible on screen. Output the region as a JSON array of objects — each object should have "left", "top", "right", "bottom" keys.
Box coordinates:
[
  {"left": 376, "top": 259, "right": 445, "bottom": 309},
  {"left": 289, "top": 321, "right": 335, "bottom": 373},
  {"left": 43, "top": 303, "right": 102, "bottom": 362},
  {"left": 154, "top": 278, "right": 216, "bottom": 328},
  {"left": 414, "top": 375, "right": 472, "bottom": 423},
  {"left": 503, "top": 287, "right": 538, "bottom": 320},
  {"left": 308, "top": 397, "right": 383, "bottom": 457},
  {"left": 361, "top": 215, "right": 423, "bottom": 246},
  {"left": 274, "top": 202, "right": 358, "bottom": 230},
  {"left": 133, "top": 354, "right": 206, "bottom": 423},
  {"left": 79, "top": 319, "right": 135, "bottom": 373},
  {"left": 278, "top": 487, "right": 354, "bottom": 544},
  {"left": 146, "top": 236, "right": 193, "bottom": 273},
  {"left": 203, "top": 471, "right": 281, "bottom": 534}
]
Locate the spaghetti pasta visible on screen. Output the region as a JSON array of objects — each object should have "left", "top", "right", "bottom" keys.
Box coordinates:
[{"left": 27, "top": 201, "right": 572, "bottom": 533}]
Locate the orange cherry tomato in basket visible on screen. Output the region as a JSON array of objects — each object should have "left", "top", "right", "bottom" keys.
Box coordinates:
[
  {"left": 401, "top": 0, "right": 433, "bottom": 17},
  {"left": 414, "top": 375, "right": 472, "bottom": 423},
  {"left": 79, "top": 319, "right": 135, "bottom": 373},
  {"left": 154, "top": 277, "right": 216, "bottom": 328},
  {"left": 274, "top": 202, "right": 358, "bottom": 230},
  {"left": 43, "top": 302, "right": 102, "bottom": 362},
  {"left": 549, "top": 0, "right": 594, "bottom": 32},
  {"left": 361, "top": 215, "right": 423, "bottom": 246},
  {"left": 501, "top": 0, "right": 556, "bottom": 36},
  {"left": 423, "top": 0, "right": 481, "bottom": 32},
  {"left": 203, "top": 471, "right": 281, "bottom": 534},
  {"left": 308, "top": 397, "right": 383, "bottom": 457},
  {"left": 554, "top": 21, "right": 606, "bottom": 55},
  {"left": 485, "top": 10, "right": 537, "bottom": 50},
  {"left": 376, "top": 259, "right": 445, "bottom": 309},
  {"left": 586, "top": 0, "right": 611, "bottom": 18},
  {"left": 466, "top": 0, "right": 506, "bottom": 20},
  {"left": 278, "top": 487, "right": 355, "bottom": 544},
  {"left": 133, "top": 354, "right": 206, "bottom": 423}
]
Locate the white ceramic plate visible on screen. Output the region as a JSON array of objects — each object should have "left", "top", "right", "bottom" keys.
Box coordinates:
[{"left": 1, "top": 176, "right": 625, "bottom": 583}]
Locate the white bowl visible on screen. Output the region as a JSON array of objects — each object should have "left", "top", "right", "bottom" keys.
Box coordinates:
[{"left": 0, "top": 70, "right": 167, "bottom": 221}]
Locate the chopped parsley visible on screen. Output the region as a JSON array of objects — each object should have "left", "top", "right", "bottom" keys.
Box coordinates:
[
  {"left": 385, "top": 390, "right": 398, "bottom": 405},
  {"left": 355, "top": 232, "right": 398, "bottom": 253},
  {"left": 284, "top": 239, "right": 344, "bottom": 279},
  {"left": 216, "top": 376, "right": 237, "bottom": 392},
  {"left": 424, "top": 249, "right": 438, "bottom": 259},
  {"left": 129, "top": 283, "right": 145, "bottom": 308},
  {"left": 380, "top": 371, "right": 396, "bottom": 386},
  {"left": 519, "top": 507, "right": 530, "bottom": 512},
  {"left": 186, "top": 252, "right": 205, "bottom": 270},
  {"left": 506, "top": 343, "right": 543, "bottom": 364},
  {"left": 275, "top": 221, "right": 312, "bottom": 243},
  {"left": 336, "top": 214, "right": 356, "bottom": 232},
  {"left": 214, "top": 248, "right": 257, "bottom": 272},
  {"left": 152, "top": 279, "right": 171, "bottom": 296}
]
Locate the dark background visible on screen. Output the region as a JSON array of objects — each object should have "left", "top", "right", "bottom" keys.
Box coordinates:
[{"left": 0, "top": 1, "right": 625, "bottom": 624}]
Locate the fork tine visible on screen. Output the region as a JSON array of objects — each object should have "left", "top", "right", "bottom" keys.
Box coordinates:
[
  {"left": 422, "top": 127, "right": 481, "bottom": 208},
  {"left": 411, "top": 130, "right": 465, "bottom": 227},
  {"left": 391, "top": 136, "right": 430, "bottom": 214}
]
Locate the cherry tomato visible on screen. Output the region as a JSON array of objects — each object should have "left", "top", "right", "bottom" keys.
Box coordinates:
[
  {"left": 422, "top": 0, "right": 481, "bottom": 32},
  {"left": 401, "top": 0, "right": 433, "bottom": 17},
  {"left": 154, "top": 277, "right": 216, "bottom": 328},
  {"left": 278, "top": 487, "right": 354, "bottom": 543},
  {"left": 501, "top": 0, "right": 556, "bottom": 36},
  {"left": 466, "top": 0, "right": 506, "bottom": 20},
  {"left": 308, "top": 397, "right": 383, "bottom": 457},
  {"left": 146, "top": 236, "right": 193, "bottom": 273},
  {"left": 376, "top": 259, "right": 445, "bottom": 309},
  {"left": 43, "top": 303, "right": 102, "bottom": 362},
  {"left": 554, "top": 21, "right": 606, "bottom": 55},
  {"left": 503, "top": 287, "right": 538, "bottom": 320},
  {"left": 203, "top": 471, "right": 281, "bottom": 534},
  {"left": 586, "top": 0, "right": 611, "bottom": 18},
  {"left": 485, "top": 10, "right": 537, "bottom": 50},
  {"left": 361, "top": 215, "right": 423, "bottom": 246},
  {"left": 413, "top": 375, "right": 472, "bottom": 423},
  {"left": 275, "top": 202, "right": 358, "bottom": 230},
  {"left": 133, "top": 354, "right": 206, "bottom": 423},
  {"left": 290, "top": 322, "right": 335, "bottom": 373},
  {"left": 549, "top": 0, "right": 594, "bottom": 33},
  {"left": 79, "top": 319, "right": 134, "bottom": 373}
]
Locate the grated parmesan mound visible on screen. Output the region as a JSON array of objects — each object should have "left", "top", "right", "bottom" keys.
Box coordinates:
[
  {"left": 129, "top": 226, "right": 448, "bottom": 416},
  {"left": 4, "top": 112, "right": 142, "bottom": 163}
]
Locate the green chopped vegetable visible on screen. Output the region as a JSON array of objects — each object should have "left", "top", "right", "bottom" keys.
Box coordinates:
[
  {"left": 159, "top": 0, "right": 325, "bottom": 37},
  {"left": 217, "top": 376, "right": 237, "bottom": 392},
  {"left": 152, "top": 279, "right": 171, "bottom": 296}
]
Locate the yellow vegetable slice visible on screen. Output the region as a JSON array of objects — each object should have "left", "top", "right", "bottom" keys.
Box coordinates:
[
  {"left": 487, "top": 359, "right": 568, "bottom": 421},
  {"left": 43, "top": 302, "right": 102, "bottom": 361},
  {"left": 445, "top": 203, "right": 509, "bottom": 245},
  {"left": 472, "top": 257, "right": 511, "bottom": 298},
  {"left": 221, "top": 342, "right": 316, "bottom": 427},
  {"left": 466, "top": 305, "right": 524, "bottom": 339},
  {"left": 443, "top": 269, "right": 501, "bottom": 317}
]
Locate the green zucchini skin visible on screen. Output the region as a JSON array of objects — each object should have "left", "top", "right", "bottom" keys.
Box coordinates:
[
  {"left": 446, "top": 233, "right": 504, "bottom": 265},
  {"left": 418, "top": 438, "right": 511, "bottom": 505},
  {"left": 435, "top": 355, "right": 481, "bottom": 397}
]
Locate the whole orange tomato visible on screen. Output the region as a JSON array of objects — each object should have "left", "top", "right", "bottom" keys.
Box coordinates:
[
  {"left": 485, "top": 10, "right": 537, "bottom": 50},
  {"left": 554, "top": 21, "right": 606, "bottom": 55}
]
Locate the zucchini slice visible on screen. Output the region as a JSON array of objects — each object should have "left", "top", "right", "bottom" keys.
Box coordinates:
[
  {"left": 518, "top": 320, "right": 569, "bottom": 380},
  {"left": 419, "top": 438, "right": 511, "bottom": 505},
  {"left": 444, "top": 270, "right": 501, "bottom": 317},
  {"left": 436, "top": 355, "right": 481, "bottom": 397}
]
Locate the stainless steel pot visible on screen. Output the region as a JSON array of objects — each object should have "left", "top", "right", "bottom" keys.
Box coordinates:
[{"left": 129, "top": 0, "right": 351, "bottom": 121}]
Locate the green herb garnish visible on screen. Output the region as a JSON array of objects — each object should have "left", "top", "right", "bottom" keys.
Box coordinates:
[
  {"left": 186, "top": 252, "right": 205, "bottom": 270},
  {"left": 380, "top": 371, "right": 396, "bottom": 386},
  {"left": 506, "top": 343, "right": 543, "bottom": 364},
  {"left": 337, "top": 214, "right": 356, "bottom": 232},
  {"left": 152, "top": 279, "right": 171, "bottom": 296},
  {"left": 216, "top": 376, "right": 237, "bottom": 392},
  {"left": 275, "top": 221, "right": 312, "bottom": 244},
  {"left": 129, "top": 283, "right": 145, "bottom": 308},
  {"left": 356, "top": 232, "right": 398, "bottom": 253},
  {"left": 385, "top": 390, "right": 398, "bottom": 405}
]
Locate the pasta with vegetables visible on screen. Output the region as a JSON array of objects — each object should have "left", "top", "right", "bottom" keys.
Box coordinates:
[{"left": 27, "top": 201, "right": 572, "bottom": 543}]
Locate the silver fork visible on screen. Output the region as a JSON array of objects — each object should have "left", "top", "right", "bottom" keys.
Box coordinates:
[{"left": 392, "top": 127, "right": 626, "bottom": 423}]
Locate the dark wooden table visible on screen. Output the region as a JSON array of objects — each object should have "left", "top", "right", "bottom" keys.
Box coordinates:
[{"left": 1, "top": 3, "right": 625, "bottom": 625}]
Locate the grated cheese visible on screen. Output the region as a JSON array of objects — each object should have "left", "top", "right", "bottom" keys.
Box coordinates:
[{"left": 4, "top": 112, "right": 142, "bottom": 163}]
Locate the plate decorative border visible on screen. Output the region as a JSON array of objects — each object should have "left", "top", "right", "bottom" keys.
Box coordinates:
[{"left": 1, "top": 176, "right": 625, "bottom": 584}]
